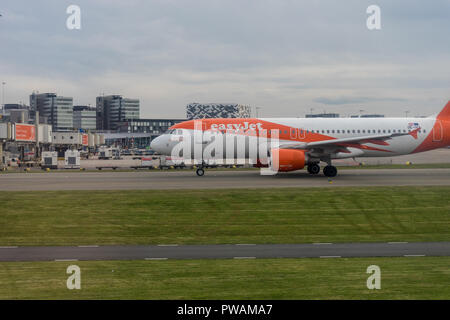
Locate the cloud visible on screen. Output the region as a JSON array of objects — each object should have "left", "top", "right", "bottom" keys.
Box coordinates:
[
  {"left": 0, "top": 0, "right": 448, "bottom": 117},
  {"left": 314, "top": 96, "right": 407, "bottom": 105}
]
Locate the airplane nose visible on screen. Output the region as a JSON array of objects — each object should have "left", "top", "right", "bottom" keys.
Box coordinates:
[{"left": 150, "top": 136, "right": 163, "bottom": 153}]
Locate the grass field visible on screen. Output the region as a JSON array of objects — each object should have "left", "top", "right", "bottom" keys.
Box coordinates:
[
  {"left": 0, "top": 186, "right": 449, "bottom": 246},
  {"left": 0, "top": 257, "right": 448, "bottom": 299}
]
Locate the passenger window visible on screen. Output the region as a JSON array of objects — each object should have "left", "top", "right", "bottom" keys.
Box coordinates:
[{"left": 357, "top": 130, "right": 360, "bottom": 133}]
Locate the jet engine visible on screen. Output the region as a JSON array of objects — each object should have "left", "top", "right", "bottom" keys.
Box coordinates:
[{"left": 269, "top": 149, "right": 307, "bottom": 172}]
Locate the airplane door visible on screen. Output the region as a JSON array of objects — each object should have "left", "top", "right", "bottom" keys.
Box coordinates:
[
  {"left": 194, "top": 120, "right": 207, "bottom": 144},
  {"left": 194, "top": 120, "right": 207, "bottom": 163},
  {"left": 298, "top": 128, "right": 306, "bottom": 139},
  {"left": 290, "top": 128, "right": 297, "bottom": 140},
  {"left": 433, "top": 120, "right": 443, "bottom": 142}
]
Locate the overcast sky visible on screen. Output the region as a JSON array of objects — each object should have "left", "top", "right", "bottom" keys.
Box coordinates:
[{"left": 0, "top": 0, "right": 449, "bottom": 118}]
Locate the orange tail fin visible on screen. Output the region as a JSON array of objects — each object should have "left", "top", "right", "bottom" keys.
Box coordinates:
[{"left": 437, "top": 101, "right": 450, "bottom": 120}]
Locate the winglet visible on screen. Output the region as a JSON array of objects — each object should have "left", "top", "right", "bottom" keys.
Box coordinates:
[{"left": 409, "top": 127, "right": 420, "bottom": 139}]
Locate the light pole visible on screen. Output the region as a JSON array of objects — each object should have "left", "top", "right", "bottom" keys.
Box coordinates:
[{"left": 405, "top": 110, "right": 410, "bottom": 118}]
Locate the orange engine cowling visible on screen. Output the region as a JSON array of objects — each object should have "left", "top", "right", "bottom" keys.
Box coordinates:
[{"left": 269, "top": 149, "right": 307, "bottom": 172}]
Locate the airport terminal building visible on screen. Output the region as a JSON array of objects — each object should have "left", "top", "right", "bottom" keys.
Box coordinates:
[
  {"left": 101, "top": 118, "right": 186, "bottom": 148},
  {"left": 30, "top": 93, "right": 74, "bottom": 132},
  {"left": 96, "top": 95, "right": 140, "bottom": 131}
]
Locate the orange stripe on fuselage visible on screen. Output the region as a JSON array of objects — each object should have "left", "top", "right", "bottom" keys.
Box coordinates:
[
  {"left": 172, "top": 118, "right": 336, "bottom": 144},
  {"left": 171, "top": 118, "right": 394, "bottom": 151},
  {"left": 171, "top": 118, "right": 393, "bottom": 151}
]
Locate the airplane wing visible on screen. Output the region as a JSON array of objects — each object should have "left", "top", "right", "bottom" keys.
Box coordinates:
[{"left": 278, "top": 128, "right": 420, "bottom": 151}]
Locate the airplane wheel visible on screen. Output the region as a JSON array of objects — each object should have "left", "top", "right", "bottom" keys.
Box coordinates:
[
  {"left": 196, "top": 168, "right": 205, "bottom": 176},
  {"left": 308, "top": 164, "right": 320, "bottom": 175},
  {"left": 323, "top": 165, "right": 337, "bottom": 177}
]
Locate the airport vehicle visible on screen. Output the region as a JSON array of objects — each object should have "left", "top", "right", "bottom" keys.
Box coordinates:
[
  {"left": 159, "top": 155, "right": 187, "bottom": 169},
  {"left": 64, "top": 150, "right": 80, "bottom": 169},
  {"left": 150, "top": 101, "right": 450, "bottom": 177},
  {"left": 41, "top": 151, "right": 58, "bottom": 169},
  {"left": 98, "top": 146, "right": 121, "bottom": 160}
]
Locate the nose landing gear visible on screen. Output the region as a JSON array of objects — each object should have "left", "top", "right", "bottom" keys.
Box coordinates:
[{"left": 196, "top": 168, "right": 205, "bottom": 176}]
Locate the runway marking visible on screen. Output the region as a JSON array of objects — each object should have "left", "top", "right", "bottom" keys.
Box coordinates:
[
  {"left": 404, "top": 254, "right": 426, "bottom": 257},
  {"left": 320, "top": 256, "right": 341, "bottom": 258},
  {"left": 157, "top": 244, "right": 179, "bottom": 247},
  {"left": 0, "top": 246, "right": 18, "bottom": 249},
  {"left": 313, "top": 243, "right": 333, "bottom": 245},
  {"left": 54, "top": 259, "right": 78, "bottom": 262},
  {"left": 235, "top": 244, "right": 256, "bottom": 246},
  {"left": 233, "top": 257, "right": 256, "bottom": 259},
  {"left": 78, "top": 245, "right": 99, "bottom": 248},
  {"left": 388, "top": 242, "right": 408, "bottom": 244},
  {"left": 145, "top": 258, "right": 168, "bottom": 261}
]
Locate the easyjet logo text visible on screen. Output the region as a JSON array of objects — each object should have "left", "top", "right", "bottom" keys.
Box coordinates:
[{"left": 210, "top": 122, "right": 264, "bottom": 131}]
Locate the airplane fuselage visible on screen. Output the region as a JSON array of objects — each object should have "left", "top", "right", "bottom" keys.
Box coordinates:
[
  {"left": 150, "top": 101, "right": 450, "bottom": 176},
  {"left": 152, "top": 117, "right": 448, "bottom": 158}
]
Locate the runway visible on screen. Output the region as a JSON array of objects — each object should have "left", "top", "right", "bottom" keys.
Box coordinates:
[
  {"left": 0, "top": 242, "right": 449, "bottom": 262},
  {"left": 1, "top": 168, "right": 450, "bottom": 191}
]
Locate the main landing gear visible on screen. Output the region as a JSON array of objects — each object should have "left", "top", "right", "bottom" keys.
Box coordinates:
[
  {"left": 307, "top": 163, "right": 320, "bottom": 175},
  {"left": 307, "top": 162, "right": 338, "bottom": 177},
  {"left": 323, "top": 165, "right": 338, "bottom": 177}
]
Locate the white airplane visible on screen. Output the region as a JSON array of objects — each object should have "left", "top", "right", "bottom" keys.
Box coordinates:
[{"left": 151, "top": 101, "right": 450, "bottom": 177}]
